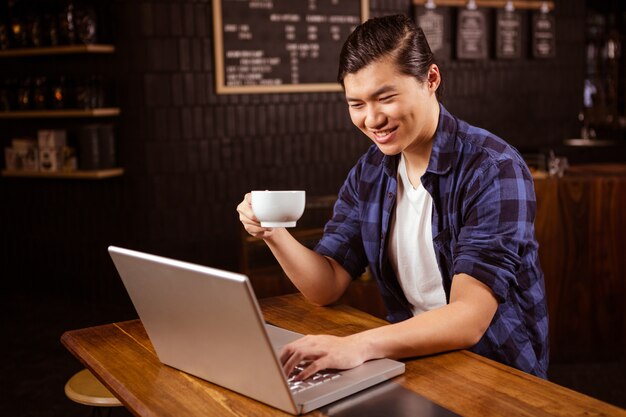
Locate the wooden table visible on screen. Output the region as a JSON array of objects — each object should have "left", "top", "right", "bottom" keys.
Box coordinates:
[{"left": 61, "top": 294, "right": 625, "bottom": 417}]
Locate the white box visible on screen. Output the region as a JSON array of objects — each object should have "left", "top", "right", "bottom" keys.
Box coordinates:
[
  {"left": 39, "top": 147, "right": 63, "bottom": 172},
  {"left": 9, "top": 139, "right": 39, "bottom": 171},
  {"left": 37, "top": 129, "right": 67, "bottom": 149}
]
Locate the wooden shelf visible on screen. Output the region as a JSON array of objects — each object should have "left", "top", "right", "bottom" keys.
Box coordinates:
[
  {"left": 413, "top": 0, "right": 554, "bottom": 10},
  {"left": 563, "top": 138, "right": 621, "bottom": 147},
  {"left": 1, "top": 168, "right": 124, "bottom": 179},
  {"left": 0, "top": 108, "right": 120, "bottom": 119},
  {"left": 0, "top": 44, "right": 115, "bottom": 57}
]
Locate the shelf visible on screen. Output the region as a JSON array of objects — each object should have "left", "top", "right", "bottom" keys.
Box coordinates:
[
  {"left": 0, "top": 108, "right": 120, "bottom": 119},
  {"left": 563, "top": 138, "right": 621, "bottom": 147},
  {"left": 412, "top": 0, "right": 554, "bottom": 9},
  {"left": 0, "top": 44, "right": 115, "bottom": 57},
  {"left": 1, "top": 168, "right": 124, "bottom": 179}
]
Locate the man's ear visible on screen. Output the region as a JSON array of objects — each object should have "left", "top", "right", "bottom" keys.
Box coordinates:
[{"left": 427, "top": 64, "right": 441, "bottom": 91}]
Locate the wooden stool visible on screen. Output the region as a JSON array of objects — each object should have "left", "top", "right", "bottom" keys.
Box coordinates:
[{"left": 65, "top": 369, "right": 122, "bottom": 416}]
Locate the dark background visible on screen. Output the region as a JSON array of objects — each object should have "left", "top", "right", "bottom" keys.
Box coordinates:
[
  {"left": 1, "top": 0, "right": 625, "bottom": 416},
  {"left": 0, "top": 0, "right": 591, "bottom": 305}
]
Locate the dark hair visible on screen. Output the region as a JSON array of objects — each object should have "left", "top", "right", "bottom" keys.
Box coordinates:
[{"left": 337, "top": 14, "right": 436, "bottom": 88}]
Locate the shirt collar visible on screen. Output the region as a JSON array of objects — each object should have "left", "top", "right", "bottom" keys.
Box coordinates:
[
  {"left": 382, "top": 103, "right": 458, "bottom": 178},
  {"left": 425, "top": 103, "right": 458, "bottom": 176}
]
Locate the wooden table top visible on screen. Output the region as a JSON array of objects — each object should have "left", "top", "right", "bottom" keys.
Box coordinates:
[{"left": 61, "top": 293, "right": 625, "bottom": 417}]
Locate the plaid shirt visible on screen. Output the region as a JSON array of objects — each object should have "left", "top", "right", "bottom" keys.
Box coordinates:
[{"left": 315, "top": 104, "right": 549, "bottom": 378}]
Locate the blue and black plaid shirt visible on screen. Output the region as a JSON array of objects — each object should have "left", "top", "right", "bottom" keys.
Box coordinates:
[{"left": 315, "top": 104, "right": 549, "bottom": 378}]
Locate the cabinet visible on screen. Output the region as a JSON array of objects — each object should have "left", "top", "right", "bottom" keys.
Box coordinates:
[
  {"left": 534, "top": 164, "right": 626, "bottom": 362},
  {"left": 0, "top": 44, "right": 122, "bottom": 180}
]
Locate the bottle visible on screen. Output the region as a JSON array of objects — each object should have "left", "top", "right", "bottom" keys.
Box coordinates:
[
  {"left": 44, "top": 3, "right": 59, "bottom": 46},
  {"left": 8, "top": 0, "right": 28, "bottom": 48},
  {"left": 74, "top": 76, "right": 90, "bottom": 109},
  {"left": 17, "top": 77, "right": 31, "bottom": 110},
  {"left": 602, "top": 15, "right": 621, "bottom": 124},
  {"left": 0, "top": 2, "right": 10, "bottom": 50},
  {"left": 75, "top": 4, "right": 97, "bottom": 44},
  {"left": 32, "top": 76, "right": 47, "bottom": 109},
  {"left": 57, "top": 0, "right": 76, "bottom": 45},
  {"left": 50, "top": 76, "right": 66, "bottom": 109},
  {"left": 25, "top": 6, "right": 43, "bottom": 47}
]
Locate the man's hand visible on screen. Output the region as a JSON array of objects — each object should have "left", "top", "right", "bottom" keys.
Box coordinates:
[
  {"left": 279, "top": 273, "right": 497, "bottom": 382},
  {"left": 279, "top": 334, "right": 370, "bottom": 381},
  {"left": 236, "top": 193, "right": 277, "bottom": 239}
]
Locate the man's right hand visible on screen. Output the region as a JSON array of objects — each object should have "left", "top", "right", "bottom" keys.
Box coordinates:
[
  {"left": 237, "top": 193, "right": 351, "bottom": 306},
  {"left": 236, "top": 192, "right": 277, "bottom": 239}
]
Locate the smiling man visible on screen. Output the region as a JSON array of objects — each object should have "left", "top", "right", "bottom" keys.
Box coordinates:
[{"left": 237, "top": 14, "right": 548, "bottom": 381}]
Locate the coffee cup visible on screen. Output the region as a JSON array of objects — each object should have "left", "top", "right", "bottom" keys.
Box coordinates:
[{"left": 251, "top": 190, "right": 305, "bottom": 228}]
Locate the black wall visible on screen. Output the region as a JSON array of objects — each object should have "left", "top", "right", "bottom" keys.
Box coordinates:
[{"left": 1, "top": 0, "right": 586, "bottom": 305}]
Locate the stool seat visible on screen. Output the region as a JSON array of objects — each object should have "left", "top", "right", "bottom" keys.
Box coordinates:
[{"left": 65, "top": 369, "right": 123, "bottom": 407}]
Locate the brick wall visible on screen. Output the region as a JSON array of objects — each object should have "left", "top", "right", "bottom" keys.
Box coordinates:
[{"left": 0, "top": 0, "right": 586, "bottom": 302}]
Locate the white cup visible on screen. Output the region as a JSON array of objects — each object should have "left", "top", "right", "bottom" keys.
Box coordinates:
[{"left": 251, "top": 190, "right": 306, "bottom": 228}]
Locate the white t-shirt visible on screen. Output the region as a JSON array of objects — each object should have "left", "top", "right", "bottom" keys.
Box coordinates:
[{"left": 388, "top": 155, "right": 446, "bottom": 316}]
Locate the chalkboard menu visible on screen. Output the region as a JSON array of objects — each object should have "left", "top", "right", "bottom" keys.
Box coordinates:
[
  {"left": 496, "top": 9, "right": 522, "bottom": 59},
  {"left": 415, "top": 6, "right": 452, "bottom": 62},
  {"left": 213, "top": 0, "right": 369, "bottom": 94},
  {"left": 456, "top": 8, "right": 488, "bottom": 60},
  {"left": 532, "top": 10, "right": 556, "bottom": 58}
]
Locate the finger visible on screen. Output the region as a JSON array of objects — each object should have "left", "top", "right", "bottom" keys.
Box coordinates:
[
  {"left": 246, "top": 227, "right": 271, "bottom": 239},
  {"left": 237, "top": 193, "right": 257, "bottom": 217},
  {"left": 280, "top": 344, "right": 298, "bottom": 374},
  {"left": 281, "top": 341, "right": 318, "bottom": 378},
  {"left": 241, "top": 221, "right": 273, "bottom": 237},
  {"left": 239, "top": 215, "right": 260, "bottom": 229},
  {"left": 238, "top": 208, "right": 268, "bottom": 236},
  {"left": 296, "top": 357, "right": 328, "bottom": 381},
  {"left": 279, "top": 344, "right": 294, "bottom": 364},
  {"left": 243, "top": 193, "right": 260, "bottom": 220},
  {"left": 283, "top": 350, "right": 322, "bottom": 380},
  {"left": 236, "top": 193, "right": 251, "bottom": 211},
  {"left": 283, "top": 351, "right": 304, "bottom": 378},
  {"left": 237, "top": 202, "right": 256, "bottom": 221}
]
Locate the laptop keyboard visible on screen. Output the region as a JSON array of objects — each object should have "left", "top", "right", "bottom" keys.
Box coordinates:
[{"left": 287, "top": 362, "right": 341, "bottom": 394}]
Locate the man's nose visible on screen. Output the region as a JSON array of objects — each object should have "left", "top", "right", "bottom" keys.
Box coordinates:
[{"left": 364, "top": 105, "right": 385, "bottom": 129}]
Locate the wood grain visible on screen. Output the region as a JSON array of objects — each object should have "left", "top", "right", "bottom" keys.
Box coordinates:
[
  {"left": 534, "top": 166, "right": 626, "bottom": 362},
  {"left": 62, "top": 293, "right": 626, "bottom": 417}
]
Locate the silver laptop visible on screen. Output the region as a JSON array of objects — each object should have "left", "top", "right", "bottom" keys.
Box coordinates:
[{"left": 108, "top": 246, "right": 405, "bottom": 415}]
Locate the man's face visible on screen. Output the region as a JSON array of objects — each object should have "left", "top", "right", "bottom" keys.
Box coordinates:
[{"left": 343, "top": 58, "right": 439, "bottom": 156}]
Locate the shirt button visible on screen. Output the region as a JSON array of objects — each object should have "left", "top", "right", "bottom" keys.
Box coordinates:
[{"left": 387, "top": 192, "right": 393, "bottom": 199}]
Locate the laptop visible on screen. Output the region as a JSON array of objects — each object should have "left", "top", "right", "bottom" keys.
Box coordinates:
[{"left": 108, "top": 246, "right": 405, "bottom": 415}]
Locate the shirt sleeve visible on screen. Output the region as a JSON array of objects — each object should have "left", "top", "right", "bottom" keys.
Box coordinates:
[
  {"left": 314, "top": 163, "right": 368, "bottom": 279},
  {"left": 452, "top": 157, "right": 538, "bottom": 302}
]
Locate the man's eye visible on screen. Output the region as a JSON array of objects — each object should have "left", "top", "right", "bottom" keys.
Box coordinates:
[
  {"left": 349, "top": 103, "right": 364, "bottom": 109},
  {"left": 380, "top": 95, "right": 395, "bottom": 102}
]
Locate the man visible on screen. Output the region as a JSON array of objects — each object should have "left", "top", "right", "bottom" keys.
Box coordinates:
[{"left": 237, "top": 14, "right": 548, "bottom": 380}]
